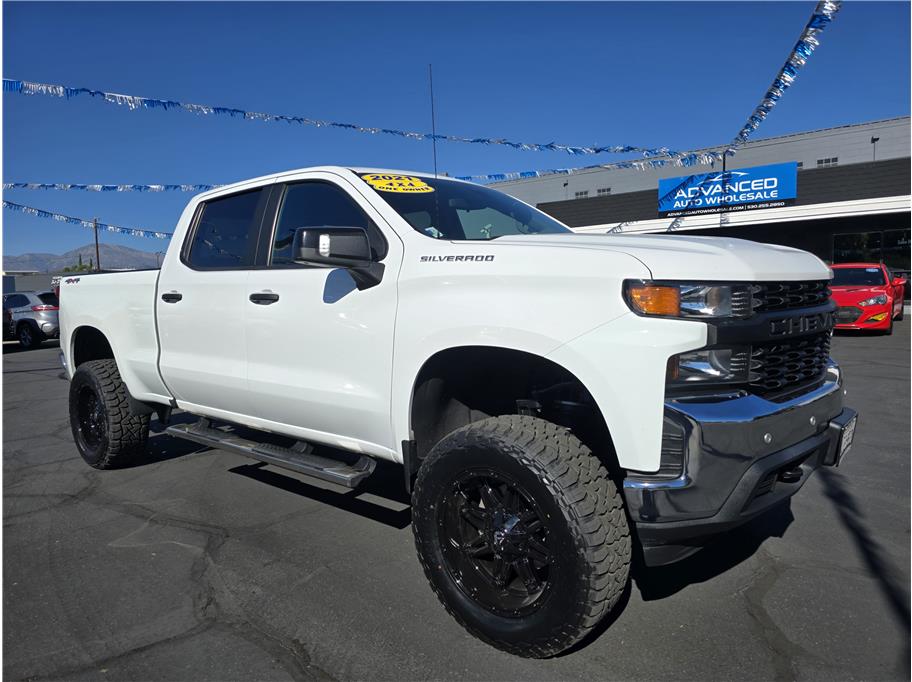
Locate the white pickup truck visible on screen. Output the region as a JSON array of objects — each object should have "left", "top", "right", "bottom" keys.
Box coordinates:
[{"left": 60, "top": 167, "right": 857, "bottom": 657}]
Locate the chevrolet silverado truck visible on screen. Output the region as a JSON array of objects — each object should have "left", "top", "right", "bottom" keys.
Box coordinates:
[{"left": 60, "top": 167, "right": 857, "bottom": 657}]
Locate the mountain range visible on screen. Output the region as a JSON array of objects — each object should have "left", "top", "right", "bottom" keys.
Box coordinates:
[{"left": 3, "top": 243, "right": 162, "bottom": 273}]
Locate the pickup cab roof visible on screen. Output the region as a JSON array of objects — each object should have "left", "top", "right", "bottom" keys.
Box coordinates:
[{"left": 195, "top": 166, "right": 472, "bottom": 201}]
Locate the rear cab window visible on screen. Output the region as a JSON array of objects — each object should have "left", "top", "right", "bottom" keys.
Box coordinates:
[{"left": 184, "top": 188, "right": 268, "bottom": 269}]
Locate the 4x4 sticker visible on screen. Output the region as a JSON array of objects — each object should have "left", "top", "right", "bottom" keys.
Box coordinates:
[{"left": 362, "top": 174, "right": 434, "bottom": 194}]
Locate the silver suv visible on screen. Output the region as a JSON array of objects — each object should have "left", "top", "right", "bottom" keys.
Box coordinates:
[{"left": 3, "top": 290, "right": 59, "bottom": 349}]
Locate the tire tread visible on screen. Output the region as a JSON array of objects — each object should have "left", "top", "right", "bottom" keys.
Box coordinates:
[{"left": 412, "top": 415, "right": 631, "bottom": 658}]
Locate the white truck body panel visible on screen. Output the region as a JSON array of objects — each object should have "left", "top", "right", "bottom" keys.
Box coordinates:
[
  {"left": 59, "top": 165, "right": 834, "bottom": 474},
  {"left": 60, "top": 269, "right": 170, "bottom": 404}
]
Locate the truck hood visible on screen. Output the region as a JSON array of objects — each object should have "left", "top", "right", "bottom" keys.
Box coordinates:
[{"left": 492, "top": 233, "right": 832, "bottom": 281}]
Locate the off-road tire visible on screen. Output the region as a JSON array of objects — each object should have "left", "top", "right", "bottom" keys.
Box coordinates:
[
  {"left": 69, "top": 359, "right": 150, "bottom": 469},
  {"left": 412, "top": 415, "right": 631, "bottom": 658},
  {"left": 17, "top": 322, "right": 44, "bottom": 349}
]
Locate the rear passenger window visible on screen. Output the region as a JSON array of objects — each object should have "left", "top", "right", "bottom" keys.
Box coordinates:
[
  {"left": 186, "top": 189, "right": 265, "bottom": 268},
  {"left": 271, "top": 182, "right": 387, "bottom": 264}
]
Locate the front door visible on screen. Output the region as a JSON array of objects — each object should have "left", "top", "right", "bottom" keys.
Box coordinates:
[{"left": 245, "top": 175, "right": 401, "bottom": 457}]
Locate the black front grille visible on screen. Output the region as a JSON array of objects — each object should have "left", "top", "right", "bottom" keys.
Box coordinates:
[
  {"left": 753, "top": 281, "right": 831, "bottom": 313},
  {"left": 836, "top": 306, "right": 862, "bottom": 323},
  {"left": 750, "top": 332, "right": 831, "bottom": 397}
]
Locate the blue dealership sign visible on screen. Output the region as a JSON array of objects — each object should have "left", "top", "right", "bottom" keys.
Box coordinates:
[{"left": 658, "top": 162, "right": 797, "bottom": 217}]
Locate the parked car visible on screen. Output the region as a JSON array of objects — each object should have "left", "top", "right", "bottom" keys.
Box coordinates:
[
  {"left": 3, "top": 290, "right": 60, "bottom": 349},
  {"left": 3, "top": 304, "right": 14, "bottom": 341},
  {"left": 830, "top": 262, "right": 905, "bottom": 334},
  {"left": 59, "top": 167, "right": 857, "bottom": 657}
]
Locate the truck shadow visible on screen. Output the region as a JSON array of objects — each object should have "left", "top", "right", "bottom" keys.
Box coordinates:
[
  {"left": 633, "top": 502, "right": 795, "bottom": 601},
  {"left": 563, "top": 504, "right": 795, "bottom": 656},
  {"left": 817, "top": 467, "right": 911, "bottom": 633},
  {"left": 228, "top": 459, "right": 412, "bottom": 530},
  {"left": 145, "top": 413, "right": 412, "bottom": 528}
]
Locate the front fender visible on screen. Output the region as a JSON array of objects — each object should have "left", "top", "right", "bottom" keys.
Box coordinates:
[{"left": 546, "top": 312, "right": 707, "bottom": 473}]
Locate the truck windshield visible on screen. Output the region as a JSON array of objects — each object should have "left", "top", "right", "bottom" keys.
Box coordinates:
[
  {"left": 831, "top": 267, "right": 885, "bottom": 286},
  {"left": 358, "top": 174, "right": 571, "bottom": 241}
]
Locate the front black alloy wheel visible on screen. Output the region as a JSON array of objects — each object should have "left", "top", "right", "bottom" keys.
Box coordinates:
[
  {"left": 412, "top": 415, "right": 631, "bottom": 658},
  {"left": 438, "top": 469, "right": 556, "bottom": 618}
]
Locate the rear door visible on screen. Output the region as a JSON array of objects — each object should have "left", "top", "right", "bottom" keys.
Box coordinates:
[
  {"left": 244, "top": 173, "right": 402, "bottom": 455},
  {"left": 156, "top": 184, "right": 274, "bottom": 417}
]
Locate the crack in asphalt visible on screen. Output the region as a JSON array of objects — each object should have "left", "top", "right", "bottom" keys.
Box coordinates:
[
  {"left": 7, "top": 477, "right": 337, "bottom": 682},
  {"left": 739, "top": 549, "right": 822, "bottom": 682}
]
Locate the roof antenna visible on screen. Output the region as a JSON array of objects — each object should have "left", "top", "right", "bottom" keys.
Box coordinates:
[{"left": 428, "top": 63, "right": 438, "bottom": 178}]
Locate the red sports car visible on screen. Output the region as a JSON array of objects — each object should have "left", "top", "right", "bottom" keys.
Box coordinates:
[{"left": 830, "top": 262, "right": 906, "bottom": 334}]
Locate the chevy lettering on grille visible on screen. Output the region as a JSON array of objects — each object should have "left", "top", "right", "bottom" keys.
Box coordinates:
[{"left": 769, "top": 311, "right": 834, "bottom": 337}]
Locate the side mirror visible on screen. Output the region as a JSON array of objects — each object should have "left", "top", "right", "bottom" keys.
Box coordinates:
[
  {"left": 292, "top": 226, "right": 384, "bottom": 290},
  {"left": 892, "top": 277, "right": 906, "bottom": 287}
]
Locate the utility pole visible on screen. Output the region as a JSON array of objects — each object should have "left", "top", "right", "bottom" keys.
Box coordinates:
[{"left": 93, "top": 217, "right": 101, "bottom": 271}]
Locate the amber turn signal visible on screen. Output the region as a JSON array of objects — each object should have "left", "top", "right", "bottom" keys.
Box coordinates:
[{"left": 628, "top": 285, "right": 681, "bottom": 316}]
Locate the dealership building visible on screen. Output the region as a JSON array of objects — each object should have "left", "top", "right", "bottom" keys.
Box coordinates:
[{"left": 494, "top": 117, "right": 910, "bottom": 274}]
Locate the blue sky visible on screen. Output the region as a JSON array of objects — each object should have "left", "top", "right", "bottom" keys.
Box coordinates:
[{"left": 3, "top": 1, "right": 910, "bottom": 256}]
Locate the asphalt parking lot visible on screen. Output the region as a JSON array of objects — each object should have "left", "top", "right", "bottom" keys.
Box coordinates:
[{"left": 3, "top": 326, "right": 910, "bottom": 681}]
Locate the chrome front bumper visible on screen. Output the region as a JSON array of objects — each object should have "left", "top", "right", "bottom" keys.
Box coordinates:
[{"left": 623, "top": 362, "right": 854, "bottom": 565}]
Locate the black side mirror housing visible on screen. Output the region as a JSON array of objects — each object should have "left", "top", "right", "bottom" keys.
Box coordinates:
[{"left": 292, "top": 226, "right": 384, "bottom": 290}]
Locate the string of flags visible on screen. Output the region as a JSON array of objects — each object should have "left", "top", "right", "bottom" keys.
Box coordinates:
[
  {"left": 728, "top": 0, "right": 842, "bottom": 151},
  {"left": 2, "top": 200, "right": 172, "bottom": 240},
  {"left": 2, "top": 1, "right": 844, "bottom": 241},
  {"left": 2, "top": 78, "right": 684, "bottom": 159},
  {"left": 461, "top": 1, "right": 843, "bottom": 185},
  {"left": 3, "top": 182, "right": 218, "bottom": 192},
  {"left": 453, "top": 151, "right": 726, "bottom": 183}
]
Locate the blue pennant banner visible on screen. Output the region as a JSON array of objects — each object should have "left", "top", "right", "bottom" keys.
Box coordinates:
[
  {"left": 454, "top": 150, "right": 727, "bottom": 183},
  {"left": 2, "top": 200, "right": 172, "bottom": 240},
  {"left": 3, "top": 77, "right": 687, "bottom": 159},
  {"left": 729, "top": 0, "right": 842, "bottom": 150},
  {"left": 3, "top": 182, "right": 217, "bottom": 192}
]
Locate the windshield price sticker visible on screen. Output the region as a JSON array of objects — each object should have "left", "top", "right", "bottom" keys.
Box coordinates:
[{"left": 361, "top": 174, "right": 435, "bottom": 194}]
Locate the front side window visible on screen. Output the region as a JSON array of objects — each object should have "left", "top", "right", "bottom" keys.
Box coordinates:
[
  {"left": 358, "top": 175, "right": 570, "bottom": 241},
  {"left": 831, "top": 267, "right": 886, "bottom": 286},
  {"left": 186, "top": 189, "right": 265, "bottom": 268},
  {"left": 271, "top": 182, "right": 386, "bottom": 264}
]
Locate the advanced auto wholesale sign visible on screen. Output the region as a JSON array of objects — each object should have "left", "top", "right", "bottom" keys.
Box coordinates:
[{"left": 658, "top": 162, "right": 797, "bottom": 217}]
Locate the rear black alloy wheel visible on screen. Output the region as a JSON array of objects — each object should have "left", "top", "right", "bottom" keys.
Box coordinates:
[
  {"left": 69, "top": 359, "right": 150, "bottom": 469},
  {"left": 75, "top": 385, "right": 107, "bottom": 452},
  {"left": 413, "top": 415, "right": 631, "bottom": 658},
  {"left": 438, "top": 469, "right": 556, "bottom": 618}
]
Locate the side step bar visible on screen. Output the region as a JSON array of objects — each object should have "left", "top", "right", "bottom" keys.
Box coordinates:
[{"left": 166, "top": 420, "right": 375, "bottom": 488}]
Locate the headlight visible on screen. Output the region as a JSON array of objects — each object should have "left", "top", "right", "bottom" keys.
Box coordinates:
[
  {"left": 667, "top": 347, "right": 752, "bottom": 385},
  {"left": 624, "top": 281, "right": 751, "bottom": 318},
  {"left": 858, "top": 294, "right": 888, "bottom": 307}
]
